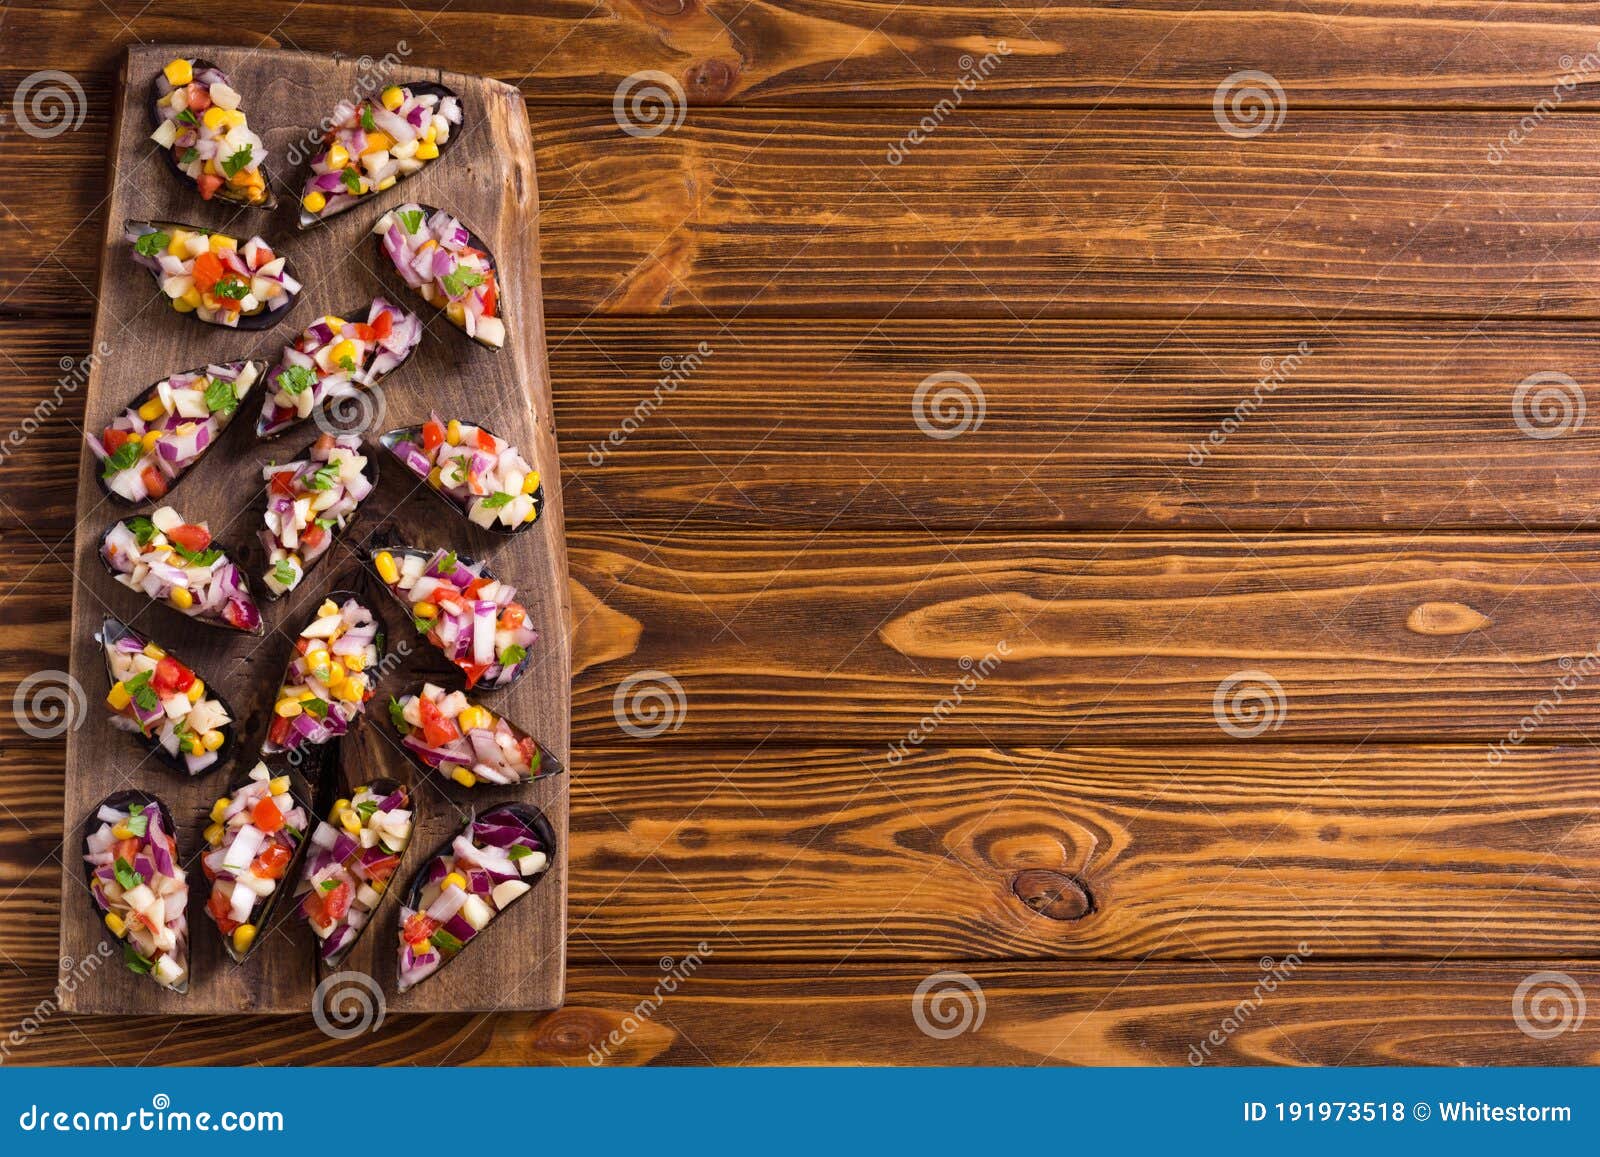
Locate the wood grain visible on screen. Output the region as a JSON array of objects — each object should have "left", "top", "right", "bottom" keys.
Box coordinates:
[
  {"left": 19, "top": 109, "right": 1600, "bottom": 319},
  {"left": 55, "top": 45, "right": 571, "bottom": 1015},
  {"left": 17, "top": 317, "right": 1600, "bottom": 533},
  {"left": 9, "top": 736, "right": 1600, "bottom": 963},
  {"left": 2, "top": 961, "right": 1595, "bottom": 1066},
  {"left": 567, "top": 530, "right": 1600, "bottom": 743},
  {"left": 9, "top": 0, "right": 1600, "bottom": 109}
]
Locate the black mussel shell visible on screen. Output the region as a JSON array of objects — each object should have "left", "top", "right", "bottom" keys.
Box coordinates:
[
  {"left": 148, "top": 57, "right": 278, "bottom": 210},
  {"left": 81, "top": 789, "right": 188, "bottom": 993},
  {"left": 125, "top": 219, "right": 298, "bottom": 332},
  {"left": 98, "top": 616, "right": 238, "bottom": 777},
  {"left": 377, "top": 421, "right": 544, "bottom": 536}
]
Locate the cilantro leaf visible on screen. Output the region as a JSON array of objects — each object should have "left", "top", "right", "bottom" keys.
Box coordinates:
[
  {"left": 212, "top": 276, "right": 249, "bottom": 301},
  {"left": 339, "top": 167, "right": 363, "bottom": 193},
  {"left": 396, "top": 209, "right": 424, "bottom": 234},
  {"left": 125, "top": 516, "right": 158, "bottom": 546},
  {"left": 305, "top": 464, "right": 340, "bottom": 492},
  {"left": 272, "top": 558, "right": 298, "bottom": 587},
  {"left": 440, "top": 266, "right": 485, "bottom": 298},
  {"left": 101, "top": 440, "right": 143, "bottom": 478},
  {"left": 360, "top": 106, "right": 376, "bottom": 133},
  {"left": 387, "top": 696, "right": 408, "bottom": 731},
  {"left": 134, "top": 231, "right": 170, "bottom": 257},
  {"left": 122, "top": 944, "right": 154, "bottom": 974},
  {"left": 481, "top": 491, "right": 514, "bottom": 509},
  {"left": 180, "top": 147, "right": 199, "bottom": 165},
  {"left": 276, "top": 365, "right": 316, "bottom": 396},
  {"left": 220, "top": 145, "right": 252, "bottom": 178},
  {"left": 113, "top": 857, "right": 143, "bottom": 891},
  {"left": 499, "top": 643, "right": 527, "bottom": 668},
  {"left": 203, "top": 377, "right": 238, "bottom": 415}
]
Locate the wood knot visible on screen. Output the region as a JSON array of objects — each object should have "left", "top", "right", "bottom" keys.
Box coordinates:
[
  {"left": 1012, "top": 869, "right": 1094, "bottom": 921},
  {"left": 684, "top": 59, "right": 739, "bottom": 102},
  {"left": 635, "top": 0, "right": 694, "bottom": 16},
  {"left": 1405, "top": 601, "right": 1491, "bottom": 636}
]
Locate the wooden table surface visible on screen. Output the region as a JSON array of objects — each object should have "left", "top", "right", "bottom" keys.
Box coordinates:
[{"left": 4, "top": 0, "right": 1600, "bottom": 1065}]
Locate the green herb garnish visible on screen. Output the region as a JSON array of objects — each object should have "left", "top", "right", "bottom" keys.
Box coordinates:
[
  {"left": 272, "top": 559, "right": 298, "bottom": 588},
  {"left": 212, "top": 276, "right": 249, "bottom": 301},
  {"left": 302, "top": 697, "right": 330, "bottom": 719},
  {"left": 430, "top": 928, "right": 464, "bottom": 955},
  {"left": 387, "top": 697, "right": 407, "bottom": 731},
  {"left": 125, "top": 515, "right": 158, "bottom": 546},
  {"left": 440, "top": 266, "right": 484, "bottom": 298},
  {"left": 507, "top": 843, "right": 532, "bottom": 860},
  {"left": 101, "top": 441, "right": 143, "bottom": 478},
  {"left": 180, "top": 147, "right": 199, "bottom": 165},
  {"left": 203, "top": 377, "right": 238, "bottom": 415},
  {"left": 122, "top": 944, "right": 154, "bottom": 974},
  {"left": 396, "top": 209, "right": 424, "bottom": 234},
  {"left": 339, "top": 167, "right": 363, "bottom": 193},
  {"left": 123, "top": 811, "right": 149, "bottom": 838},
  {"left": 220, "top": 145, "right": 252, "bottom": 178},
  {"left": 482, "top": 491, "right": 514, "bottom": 509},
  {"left": 169, "top": 541, "right": 221, "bottom": 567},
  {"left": 113, "top": 858, "right": 143, "bottom": 891},
  {"left": 276, "top": 365, "right": 316, "bottom": 396},
  {"left": 499, "top": 644, "right": 527, "bottom": 667},
  {"left": 305, "top": 464, "right": 340, "bottom": 492},
  {"left": 135, "top": 230, "right": 171, "bottom": 258},
  {"left": 122, "top": 670, "right": 159, "bottom": 713},
  {"left": 360, "top": 106, "right": 376, "bottom": 133},
  {"left": 176, "top": 108, "right": 199, "bottom": 127}
]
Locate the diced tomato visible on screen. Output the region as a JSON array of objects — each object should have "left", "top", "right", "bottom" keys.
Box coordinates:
[
  {"left": 368, "top": 309, "right": 392, "bottom": 341},
  {"left": 151, "top": 656, "right": 195, "bottom": 695},
  {"left": 265, "top": 713, "right": 294, "bottom": 751},
  {"left": 113, "top": 837, "right": 141, "bottom": 863},
  {"left": 251, "top": 843, "right": 291, "bottom": 880},
  {"left": 206, "top": 890, "right": 240, "bottom": 934},
  {"left": 474, "top": 428, "right": 497, "bottom": 453},
  {"left": 498, "top": 604, "right": 525, "bottom": 631},
  {"left": 251, "top": 796, "right": 284, "bottom": 833},
  {"left": 191, "top": 252, "right": 224, "bottom": 294},
  {"left": 166, "top": 523, "right": 211, "bottom": 553},
  {"left": 403, "top": 913, "right": 440, "bottom": 944},
  {"left": 301, "top": 524, "right": 327, "bottom": 552},
  {"left": 102, "top": 427, "right": 131, "bottom": 453},
  {"left": 196, "top": 173, "right": 224, "bottom": 200},
  {"left": 221, "top": 599, "right": 256, "bottom": 631},
  {"left": 421, "top": 420, "right": 444, "bottom": 452},
  {"left": 249, "top": 244, "right": 273, "bottom": 271},
  {"left": 322, "top": 881, "right": 352, "bottom": 921},
  {"left": 481, "top": 274, "right": 498, "bottom": 318},
  {"left": 418, "top": 694, "right": 461, "bottom": 746},
  {"left": 462, "top": 576, "right": 490, "bottom": 599},
  {"left": 183, "top": 83, "right": 211, "bottom": 112},
  {"left": 363, "top": 854, "right": 401, "bottom": 882},
  {"left": 518, "top": 736, "right": 539, "bottom": 770},
  {"left": 459, "top": 660, "right": 491, "bottom": 689},
  {"left": 141, "top": 465, "right": 168, "bottom": 499}
]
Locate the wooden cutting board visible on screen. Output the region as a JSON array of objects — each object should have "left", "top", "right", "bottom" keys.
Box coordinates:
[{"left": 58, "top": 44, "right": 570, "bottom": 1015}]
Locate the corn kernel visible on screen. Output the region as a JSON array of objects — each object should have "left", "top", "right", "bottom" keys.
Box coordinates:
[
  {"left": 106, "top": 683, "right": 131, "bottom": 710},
  {"left": 442, "top": 872, "right": 469, "bottom": 892},
  {"left": 302, "top": 190, "right": 327, "bottom": 214},
  {"left": 415, "top": 140, "right": 440, "bottom": 161},
  {"left": 167, "top": 230, "right": 192, "bottom": 257},
  {"left": 523, "top": 470, "right": 541, "bottom": 495},
  {"left": 328, "top": 339, "right": 358, "bottom": 367},
  {"left": 445, "top": 301, "right": 466, "bottom": 326},
  {"left": 268, "top": 776, "right": 291, "bottom": 796},
  {"left": 376, "top": 176, "right": 397, "bottom": 192},
  {"left": 187, "top": 678, "right": 205, "bottom": 703},
  {"left": 362, "top": 131, "right": 393, "bottom": 157},
  {"left": 164, "top": 59, "right": 194, "bottom": 87},
  {"left": 274, "top": 698, "right": 303, "bottom": 719},
  {"left": 326, "top": 143, "right": 350, "bottom": 170},
  {"left": 317, "top": 600, "right": 338, "bottom": 618},
  {"left": 231, "top": 924, "right": 257, "bottom": 955},
  {"left": 413, "top": 602, "right": 437, "bottom": 620},
  {"left": 142, "top": 644, "right": 165, "bottom": 661},
  {"left": 201, "top": 106, "right": 229, "bottom": 131},
  {"left": 325, "top": 661, "right": 346, "bottom": 687},
  {"left": 457, "top": 706, "right": 490, "bottom": 732},
  {"left": 203, "top": 822, "right": 224, "bottom": 846},
  {"left": 140, "top": 429, "right": 161, "bottom": 452},
  {"left": 169, "top": 587, "right": 193, "bottom": 610},
  {"left": 343, "top": 652, "right": 365, "bottom": 673},
  {"left": 104, "top": 911, "right": 127, "bottom": 938},
  {"left": 322, "top": 315, "right": 344, "bottom": 333},
  {"left": 445, "top": 419, "right": 462, "bottom": 445},
  {"left": 339, "top": 808, "right": 362, "bottom": 835},
  {"left": 524, "top": 506, "right": 538, "bottom": 523},
  {"left": 201, "top": 729, "right": 225, "bottom": 752},
  {"left": 373, "top": 551, "right": 399, "bottom": 585},
  {"left": 380, "top": 86, "right": 404, "bottom": 111},
  {"left": 329, "top": 798, "right": 350, "bottom": 823},
  {"left": 210, "top": 797, "right": 231, "bottom": 822},
  {"left": 137, "top": 397, "right": 166, "bottom": 422},
  {"left": 208, "top": 234, "right": 237, "bottom": 253},
  {"left": 112, "top": 822, "right": 135, "bottom": 840},
  {"left": 333, "top": 675, "right": 366, "bottom": 703},
  {"left": 450, "top": 766, "right": 478, "bottom": 789}
]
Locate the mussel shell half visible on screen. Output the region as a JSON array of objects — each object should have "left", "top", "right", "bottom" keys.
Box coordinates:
[
  {"left": 125, "top": 220, "right": 297, "bottom": 332},
  {"left": 97, "top": 616, "right": 239, "bottom": 777},
  {"left": 377, "top": 422, "right": 544, "bottom": 537}
]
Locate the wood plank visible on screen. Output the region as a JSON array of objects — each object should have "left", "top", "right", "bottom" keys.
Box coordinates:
[
  {"left": 56, "top": 45, "right": 571, "bottom": 1016},
  {"left": 17, "top": 109, "right": 1600, "bottom": 319},
  {"left": 17, "top": 317, "right": 1600, "bottom": 533},
  {"left": 566, "top": 529, "right": 1600, "bottom": 742},
  {"left": 1, "top": 961, "right": 1596, "bottom": 1066},
  {"left": 8, "top": 0, "right": 1600, "bottom": 109},
  {"left": 10, "top": 737, "right": 1600, "bottom": 963}
]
